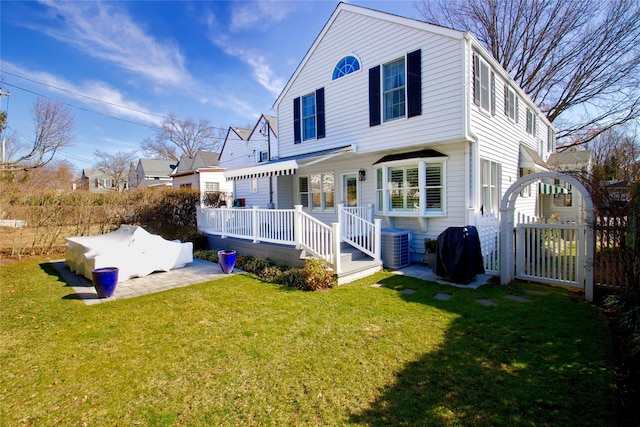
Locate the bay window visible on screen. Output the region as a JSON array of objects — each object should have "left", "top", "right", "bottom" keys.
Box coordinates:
[{"left": 376, "top": 159, "right": 446, "bottom": 216}]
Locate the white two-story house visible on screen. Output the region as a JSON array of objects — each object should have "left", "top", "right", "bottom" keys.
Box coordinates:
[
  {"left": 206, "top": 2, "right": 556, "bottom": 275},
  {"left": 219, "top": 114, "right": 282, "bottom": 208}
]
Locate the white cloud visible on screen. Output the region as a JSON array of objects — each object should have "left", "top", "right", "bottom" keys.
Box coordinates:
[
  {"left": 205, "top": 10, "right": 285, "bottom": 96},
  {"left": 34, "top": 0, "right": 191, "bottom": 88},
  {"left": 229, "top": 0, "right": 297, "bottom": 32},
  {"left": 2, "top": 62, "right": 163, "bottom": 125}
]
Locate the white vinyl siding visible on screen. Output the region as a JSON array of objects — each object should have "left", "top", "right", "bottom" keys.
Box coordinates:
[{"left": 276, "top": 9, "right": 465, "bottom": 158}]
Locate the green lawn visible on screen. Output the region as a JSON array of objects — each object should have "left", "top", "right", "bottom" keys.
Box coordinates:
[{"left": 1, "top": 259, "right": 618, "bottom": 426}]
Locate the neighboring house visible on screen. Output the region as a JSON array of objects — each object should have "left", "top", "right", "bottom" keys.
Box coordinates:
[
  {"left": 223, "top": 3, "right": 556, "bottom": 263},
  {"left": 219, "top": 114, "right": 281, "bottom": 207},
  {"left": 80, "top": 168, "right": 127, "bottom": 193},
  {"left": 544, "top": 150, "right": 593, "bottom": 220},
  {"left": 129, "top": 159, "right": 177, "bottom": 189},
  {"left": 171, "top": 151, "right": 233, "bottom": 205}
]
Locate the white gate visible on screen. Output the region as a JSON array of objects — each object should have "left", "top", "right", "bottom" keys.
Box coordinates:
[
  {"left": 515, "top": 219, "right": 586, "bottom": 288},
  {"left": 500, "top": 171, "right": 595, "bottom": 302}
]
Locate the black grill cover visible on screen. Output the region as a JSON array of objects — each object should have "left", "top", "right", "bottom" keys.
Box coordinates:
[{"left": 434, "top": 226, "right": 485, "bottom": 284}]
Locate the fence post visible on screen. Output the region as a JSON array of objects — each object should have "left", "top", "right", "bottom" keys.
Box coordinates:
[
  {"left": 221, "top": 206, "right": 228, "bottom": 239},
  {"left": 374, "top": 218, "right": 382, "bottom": 261},
  {"left": 337, "top": 204, "right": 344, "bottom": 240},
  {"left": 294, "top": 205, "right": 302, "bottom": 249},
  {"left": 252, "top": 206, "right": 258, "bottom": 243},
  {"left": 332, "top": 222, "right": 341, "bottom": 274}
]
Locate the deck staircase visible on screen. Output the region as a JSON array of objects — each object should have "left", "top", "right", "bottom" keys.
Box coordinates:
[{"left": 302, "top": 242, "right": 383, "bottom": 285}]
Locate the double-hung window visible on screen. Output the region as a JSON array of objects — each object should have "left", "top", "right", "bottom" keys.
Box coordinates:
[
  {"left": 298, "top": 173, "right": 334, "bottom": 211},
  {"left": 376, "top": 158, "right": 446, "bottom": 216},
  {"left": 293, "top": 88, "right": 325, "bottom": 143},
  {"left": 504, "top": 85, "right": 516, "bottom": 121},
  {"left": 526, "top": 108, "right": 537, "bottom": 136},
  {"left": 383, "top": 58, "right": 406, "bottom": 122},
  {"left": 481, "top": 159, "right": 501, "bottom": 215},
  {"left": 302, "top": 93, "right": 316, "bottom": 140},
  {"left": 369, "top": 50, "right": 421, "bottom": 126},
  {"left": 473, "top": 53, "right": 495, "bottom": 114}
]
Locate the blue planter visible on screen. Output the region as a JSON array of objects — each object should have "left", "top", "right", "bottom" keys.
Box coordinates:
[
  {"left": 218, "top": 250, "right": 236, "bottom": 274},
  {"left": 92, "top": 267, "right": 119, "bottom": 298}
]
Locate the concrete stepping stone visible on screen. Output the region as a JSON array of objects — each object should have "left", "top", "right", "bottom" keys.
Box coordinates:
[
  {"left": 434, "top": 293, "right": 451, "bottom": 301},
  {"left": 504, "top": 294, "right": 533, "bottom": 303},
  {"left": 524, "top": 290, "right": 549, "bottom": 296},
  {"left": 371, "top": 283, "right": 385, "bottom": 288},
  {"left": 400, "top": 288, "right": 416, "bottom": 295},
  {"left": 477, "top": 299, "right": 498, "bottom": 306}
]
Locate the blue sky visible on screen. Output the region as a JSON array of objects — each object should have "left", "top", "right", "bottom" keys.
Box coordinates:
[{"left": 1, "top": 0, "right": 422, "bottom": 171}]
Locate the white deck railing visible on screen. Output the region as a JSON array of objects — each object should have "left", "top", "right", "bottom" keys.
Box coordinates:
[
  {"left": 196, "top": 204, "right": 383, "bottom": 274},
  {"left": 339, "top": 204, "right": 381, "bottom": 261}
]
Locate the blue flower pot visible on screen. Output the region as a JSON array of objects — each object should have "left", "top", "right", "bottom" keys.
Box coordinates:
[
  {"left": 218, "top": 250, "right": 236, "bottom": 274},
  {"left": 92, "top": 267, "right": 119, "bottom": 298}
]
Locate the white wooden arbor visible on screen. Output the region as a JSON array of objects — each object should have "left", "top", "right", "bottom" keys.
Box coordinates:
[{"left": 499, "top": 171, "right": 595, "bottom": 302}]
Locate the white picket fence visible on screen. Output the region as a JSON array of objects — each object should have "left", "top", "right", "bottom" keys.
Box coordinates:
[{"left": 197, "top": 205, "right": 381, "bottom": 274}]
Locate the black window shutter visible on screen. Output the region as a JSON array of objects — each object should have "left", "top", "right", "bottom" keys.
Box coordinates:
[
  {"left": 316, "top": 88, "right": 325, "bottom": 139},
  {"left": 369, "top": 66, "right": 381, "bottom": 127},
  {"left": 293, "top": 97, "right": 301, "bottom": 144},
  {"left": 407, "top": 49, "right": 422, "bottom": 118}
]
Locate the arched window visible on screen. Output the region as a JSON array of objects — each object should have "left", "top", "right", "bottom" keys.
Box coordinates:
[{"left": 332, "top": 55, "right": 361, "bottom": 80}]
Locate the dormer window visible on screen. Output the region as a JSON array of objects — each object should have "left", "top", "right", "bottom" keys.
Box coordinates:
[{"left": 332, "top": 55, "right": 361, "bottom": 80}]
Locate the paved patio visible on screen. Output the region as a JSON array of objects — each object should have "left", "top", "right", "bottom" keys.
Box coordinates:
[
  {"left": 53, "top": 258, "right": 243, "bottom": 305},
  {"left": 54, "top": 259, "right": 496, "bottom": 305}
]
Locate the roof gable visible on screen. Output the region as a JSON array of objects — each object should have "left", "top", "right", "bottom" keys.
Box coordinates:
[
  {"left": 273, "top": 2, "right": 464, "bottom": 109},
  {"left": 138, "top": 159, "right": 176, "bottom": 176}
]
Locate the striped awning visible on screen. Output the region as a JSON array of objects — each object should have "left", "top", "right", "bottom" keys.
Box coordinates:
[
  {"left": 538, "top": 182, "right": 568, "bottom": 195},
  {"left": 224, "top": 160, "right": 298, "bottom": 181}
]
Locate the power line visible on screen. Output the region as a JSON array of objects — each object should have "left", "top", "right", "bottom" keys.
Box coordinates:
[
  {"left": 3, "top": 70, "right": 167, "bottom": 119},
  {"left": 1, "top": 71, "right": 230, "bottom": 133}
]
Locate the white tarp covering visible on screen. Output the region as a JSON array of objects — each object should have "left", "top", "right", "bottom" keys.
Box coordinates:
[{"left": 65, "top": 225, "right": 193, "bottom": 283}]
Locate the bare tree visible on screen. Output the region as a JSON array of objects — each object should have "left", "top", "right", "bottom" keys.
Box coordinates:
[
  {"left": 93, "top": 149, "right": 137, "bottom": 192},
  {"left": 588, "top": 126, "right": 640, "bottom": 183},
  {"left": 141, "top": 113, "right": 221, "bottom": 161},
  {"left": 1, "top": 98, "right": 76, "bottom": 171},
  {"left": 417, "top": 0, "right": 640, "bottom": 148}
]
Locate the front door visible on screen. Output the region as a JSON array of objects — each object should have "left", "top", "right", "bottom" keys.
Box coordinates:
[{"left": 343, "top": 173, "right": 358, "bottom": 207}]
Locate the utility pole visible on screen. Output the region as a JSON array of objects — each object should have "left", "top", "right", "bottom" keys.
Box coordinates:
[
  {"left": 0, "top": 90, "right": 10, "bottom": 165},
  {"left": 260, "top": 116, "right": 275, "bottom": 209}
]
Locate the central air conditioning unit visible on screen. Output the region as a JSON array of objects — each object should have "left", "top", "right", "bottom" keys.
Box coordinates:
[{"left": 380, "top": 229, "right": 410, "bottom": 269}]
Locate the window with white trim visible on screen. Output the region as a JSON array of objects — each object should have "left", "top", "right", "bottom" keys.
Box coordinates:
[
  {"left": 482, "top": 159, "right": 501, "bottom": 215},
  {"left": 553, "top": 180, "right": 573, "bottom": 207},
  {"left": 389, "top": 165, "right": 419, "bottom": 211},
  {"left": 299, "top": 173, "right": 334, "bottom": 210},
  {"left": 383, "top": 57, "right": 406, "bottom": 122},
  {"left": 473, "top": 53, "right": 494, "bottom": 114},
  {"left": 519, "top": 168, "right": 531, "bottom": 197},
  {"left": 376, "top": 160, "right": 446, "bottom": 215},
  {"left": 547, "top": 126, "right": 555, "bottom": 152},
  {"left": 526, "top": 108, "right": 537, "bottom": 136},
  {"left": 205, "top": 182, "right": 219, "bottom": 192},
  {"left": 259, "top": 150, "right": 268, "bottom": 162},
  {"left": 302, "top": 92, "right": 316, "bottom": 141},
  {"left": 504, "top": 85, "right": 516, "bottom": 121}
]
